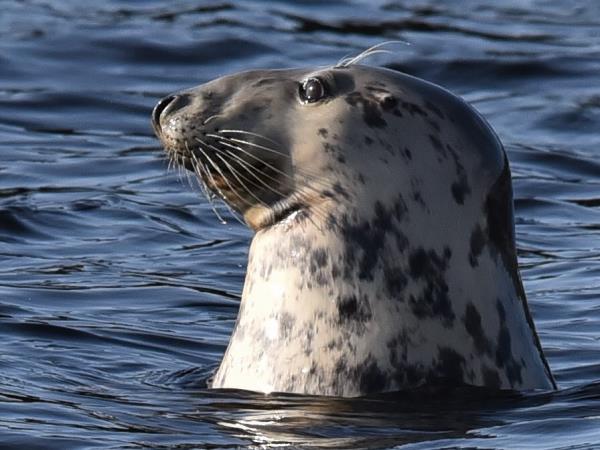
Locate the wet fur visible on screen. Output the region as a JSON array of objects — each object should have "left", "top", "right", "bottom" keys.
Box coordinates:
[{"left": 153, "top": 64, "right": 555, "bottom": 396}]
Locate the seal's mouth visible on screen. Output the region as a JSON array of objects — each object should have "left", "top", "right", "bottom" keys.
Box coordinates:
[
  {"left": 152, "top": 94, "right": 321, "bottom": 231},
  {"left": 156, "top": 124, "right": 300, "bottom": 230}
]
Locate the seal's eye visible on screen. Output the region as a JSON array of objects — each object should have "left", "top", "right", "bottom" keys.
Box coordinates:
[{"left": 299, "top": 78, "right": 327, "bottom": 103}]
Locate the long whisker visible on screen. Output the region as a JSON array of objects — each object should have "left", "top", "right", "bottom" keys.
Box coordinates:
[
  {"left": 217, "top": 129, "right": 282, "bottom": 148},
  {"left": 208, "top": 144, "right": 329, "bottom": 226},
  {"left": 206, "top": 133, "right": 290, "bottom": 159},
  {"left": 199, "top": 135, "right": 291, "bottom": 203},
  {"left": 214, "top": 152, "right": 270, "bottom": 208},
  {"left": 203, "top": 114, "right": 223, "bottom": 125},
  {"left": 214, "top": 134, "right": 334, "bottom": 188},
  {"left": 184, "top": 141, "right": 213, "bottom": 203},
  {"left": 221, "top": 149, "right": 289, "bottom": 199},
  {"left": 196, "top": 149, "right": 246, "bottom": 225},
  {"left": 211, "top": 138, "right": 329, "bottom": 193},
  {"left": 223, "top": 146, "right": 331, "bottom": 223},
  {"left": 189, "top": 150, "right": 228, "bottom": 224},
  {"left": 336, "top": 40, "right": 411, "bottom": 68},
  {"left": 213, "top": 126, "right": 340, "bottom": 188},
  {"left": 223, "top": 153, "right": 329, "bottom": 226},
  {"left": 200, "top": 138, "right": 289, "bottom": 183},
  {"left": 197, "top": 147, "right": 253, "bottom": 208},
  {"left": 179, "top": 150, "right": 194, "bottom": 191}
]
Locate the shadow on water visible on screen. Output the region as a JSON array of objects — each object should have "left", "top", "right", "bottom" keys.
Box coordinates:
[
  {"left": 131, "top": 381, "right": 600, "bottom": 449},
  {"left": 203, "top": 388, "right": 527, "bottom": 449}
]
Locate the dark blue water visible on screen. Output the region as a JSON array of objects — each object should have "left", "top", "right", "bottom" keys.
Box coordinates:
[{"left": 1, "top": 1, "right": 599, "bottom": 448}]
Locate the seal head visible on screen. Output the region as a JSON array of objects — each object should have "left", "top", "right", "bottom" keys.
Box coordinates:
[{"left": 153, "top": 63, "right": 555, "bottom": 396}]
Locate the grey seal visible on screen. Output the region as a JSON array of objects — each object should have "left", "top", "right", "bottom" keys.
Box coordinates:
[{"left": 152, "top": 54, "right": 555, "bottom": 396}]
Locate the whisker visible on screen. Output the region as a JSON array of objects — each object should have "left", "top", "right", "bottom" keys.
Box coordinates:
[
  {"left": 336, "top": 40, "right": 411, "bottom": 68},
  {"left": 203, "top": 114, "right": 223, "bottom": 125},
  {"left": 199, "top": 135, "right": 290, "bottom": 201},
  {"left": 214, "top": 135, "right": 334, "bottom": 188},
  {"left": 199, "top": 138, "right": 289, "bottom": 183},
  {"left": 189, "top": 151, "right": 228, "bottom": 224},
  {"left": 206, "top": 133, "right": 290, "bottom": 159},
  {"left": 195, "top": 146, "right": 247, "bottom": 225},
  {"left": 209, "top": 138, "right": 328, "bottom": 191},
  {"left": 221, "top": 149, "right": 289, "bottom": 199},
  {"left": 209, "top": 143, "right": 330, "bottom": 226},
  {"left": 197, "top": 147, "right": 254, "bottom": 209},
  {"left": 214, "top": 152, "right": 270, "bottom": 208},
  {"left": 217, "top": 129, "right": 281, "bottom": 147}
]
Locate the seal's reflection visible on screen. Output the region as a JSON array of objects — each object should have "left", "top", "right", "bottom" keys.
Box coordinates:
[{"left": 200, "top": 387, "right": 549, "bottom": 448}]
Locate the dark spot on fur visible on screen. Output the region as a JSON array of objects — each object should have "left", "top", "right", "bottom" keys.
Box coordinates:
[
  {"left": 333, "top": 182, "right": 350, "bottom": 199},
  {"left": 401, "top": 101, "right": 428, "bottom": 117},
  {"left": 312, "top": 248, "right": 327, "bottom": 268},
  {"left": 278, "top": 312, "right": 296, "bottom": 340},
  {"left": 485, "top": 159, "right": 521, "bottom": 296},
  {"left": 482, "top": 366, "right": 501, "bottom": 389},
  {"left": 358, "top": 358, "right": 388, "bottom": 393},
  {"left": 425, "top": 100, "right": 445, "bottom": 119},
  {"left": 451, "top": 180, "right": 470, "bottom": 204},
  {"left": 429, "top": 347, "right": 466, "bottom": 385},
  {"left": 388, "top": 331, "right": 411, "bottom": 367},
  {"left": 337, "top": 294, "right": 372, "bottom": 323},
  {"left": 468, "top": 225, "right": 486, "bottom": 267},
  {"left": 338, "top": 295, "right": 357, "bottom": 318},
  {"left": 495, "top": 299, "right": 523, "bottom": 387},
  {"left": 303, "top": 326, "right": 314, "bottom": 356},
  {"left": 327, "top": 339, "right": 342, "bottom": 351},
  {"left": 446, "top": 144, "right": 471, "bottom": 204},
  {"left": 408, "top": 247, "right": 455, "bottom": 326},
  {"left": 428, "top": 134, "right": 444, "bottom": 154},
  {"left": 496, "top": 297, "right": 506, "bottom": 323},
  {"left": 331, "top": 262, "right": 340, "bottom": 279},
  {"left": 412, "top": 189, "right": 426, "bottom": 208},
  {"left": 463, "top": 302, "right": 492, "bottom": 355},
  {"left": 383, "top": 264, "right": 408, "bottom": 298},
  {"left": 334, "top": 358, "right": 347, "bottom": 375},
  {"left": 427, "top": 119, "right": 441, "bottom": 132},
  {"left": 340, "top": 208, "right": 383, "bottom": 280},
  {"left": 364, "top": 136, "right": 373, "bottom": 145},
  {"left": 318, "top": 128, "right": 328, "bottom": 138},
  {"left": 496, "top": 326, "right": 512, "bottom": 367},
  {"left": 345, "top": 91, "right": 387, "bottom": 128},
  {"left": 322, "top": 141, "right": 340, "bottom": 155},
  {"left": 308, "top": 248, "right": 329, "bottom": 286}
]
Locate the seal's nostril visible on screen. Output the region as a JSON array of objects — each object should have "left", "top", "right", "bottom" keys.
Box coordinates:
[{"left": 151, "top": 95, "right": 177, "bottom": 133}]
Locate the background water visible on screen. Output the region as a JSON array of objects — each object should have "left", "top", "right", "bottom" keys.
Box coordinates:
[{"left": 1, "top": 1, "right": 599, "bottom": 449}]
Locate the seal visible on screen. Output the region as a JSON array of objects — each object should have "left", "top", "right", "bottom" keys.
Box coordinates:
[{"left": 151, "top": 52, "right": 556, "bottom": 397}]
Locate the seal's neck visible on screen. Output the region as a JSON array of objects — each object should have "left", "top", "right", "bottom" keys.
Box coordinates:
[{"left": 212, "top": 204, "right": 554, "bottom": 395}]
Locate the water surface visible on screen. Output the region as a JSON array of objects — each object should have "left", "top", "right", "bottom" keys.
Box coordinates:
[{"left": 1, "top": 1, "right": 599, "bottom": 449}]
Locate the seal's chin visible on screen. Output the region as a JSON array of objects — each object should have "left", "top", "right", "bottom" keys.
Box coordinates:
[
  {"left": 243, "top": 194, "right": 307, "bottom": 231},
  {"left": 163, "top": 146, "right": 297, "bottom": 230}
]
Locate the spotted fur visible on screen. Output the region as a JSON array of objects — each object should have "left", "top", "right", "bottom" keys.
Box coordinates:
[{"left": 152, "top": 64, "right": 556, "bottom": 396}]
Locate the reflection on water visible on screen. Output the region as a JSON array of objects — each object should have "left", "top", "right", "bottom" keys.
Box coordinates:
[{"left": 0, "top": 0, "right": 599, "bottom": 448}]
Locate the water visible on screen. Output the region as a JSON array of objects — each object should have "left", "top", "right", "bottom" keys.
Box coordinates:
[{"left": 1, "top": 1, "right": 599, "bottom": 448}]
